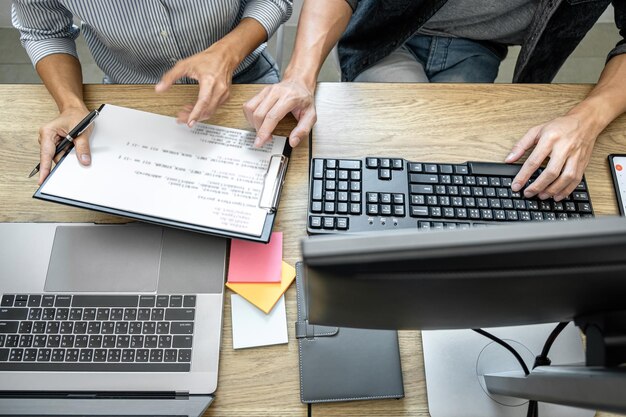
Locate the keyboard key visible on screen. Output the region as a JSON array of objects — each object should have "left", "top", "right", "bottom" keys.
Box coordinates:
[
  {"left": 326, "top": 159, "right": 337, "bottom": 169},
  {"left": 131, "top": 336, "right": 144, "bottom": 348},
  {"left": 312, "top": 180, "right": 323, "bottom": 200},
  {"left": 151, "top": 308, "right": 165, "bottom": 321},
  {"left": 27, "top": 295, "right": 41, "bottom": 307},
  {"left": 165, "top": 309, "right": 195, "bottom": 321},
  {"left": 145, "top": 336, "right": 158, "bottom": 348},
  {"left": 339, "top": 160, "right": 361, "bottom": 170},
  {"left": 411, "top": 195, "right": 425, "bottom": 205},
  {"left": 69, "top": 308, "right": 83, "bottom": 320},
  {"left": 350, "top": 171, "right": 361, "bottom": 181},
  {"left": 156, "top": 296, "right": 169, "bottom": 308},
  {"left": 393, "top": 205, "right": 405, "bottom": 217},
  {"left": 183, "top": 296, "right": 196, "bottom": 308},
  {"left": 122, "top": 349, "right": 135, "bottom": 362},
  {"left": 410, "top": 174, "right": 438, "bottom": 184},
  {"left": 136, "top": 349, "right": 149, "bottom": 362},
  {"left": 51, "top": 349, "right": 65, "bottom": 362},
  {"left": 367, "top": 204, "right": 379, "bottom": 215},
  {"left": 424, "top": 164, "right": 438, "bottom": 173},
  {"left": 573, "top": 192, "right": 589, "bottom": 201},
  {"left": 381, "top": 205, "right": 392, "bottom": 216},
  {"left": 23, "top": 348, "right": 37, "bottom": 361},
  {"left": 325, "top": 169, "right": 336, "bottom": 180},
  {"left": 578, "top": 203, "right": 592, "bottom": 213},
  {"left": 32, "top": 321, "right": 46, "bottom": 334},
  {"left": 169, "top": 296, "right": 183, "bottom": 308},
  {"left": 173, "top": 336, "right": 193, "bottom": 348},
  {"left": 107, "top": 349, "right": 121, "bottom": 362},
  {"left": 46, "top": 322, "right": 60, "bottom": 334},
  {"left": 61, "top": 335, "right": 74, "bottom": 348},
  {"left": 408, "top": 163, "right": 423, "bottom": 173},
  {"left": 429, "top": 207, "right": 442, "bottom": 217},
  {"left": 366, "top": 158, "right": 379, "bottom": 168},
  {"left": 139, "top": 296, "right": 155, "bottom": 308},
  {"left": 37, "top": 348, "right": 51, "bottom": 362},
  {"left": 115, "top": 322, "right": 129, "bottom": 334},
  {"left": 94, "top": 349, "right": 107, "bottom": 362},
  {"left": 96, "top": 308, "right": 110, "bottom": 321},
  {"left": 324, "top": 202, "right": 335, "bottom": 213},
  {"left": 338, "top": 181, "right": 349, "bottom": 191},
  {"left": 123, "top": 309, "right": 137, "bottom": 321},
  {"left": 66, "top": 349, "right": 79, "bottom": 362},
  {"left": 74, "top": 322, "right": 87, "bottom": 334},
  {"left": 110, "top": 308, "right": 124, "bottom": 320},
  {"left": 378, "top": 168, "right": 391, "bottom": 180},
  {"left": 178, "top": 349, "right": 192, "bottom": 362},
  {"left": 171, "top": 322, "right": 194, "bottom": 335},
  {"left": 454, "top": 165, "right": 468, "bottom": 174},
  {"left": 142, "top": 322, "right": 156, "bottom": 334},
  {"left": 18, "top": 321, "right": 32, "bottom": 334},
  {"left": 157, "top": 322, "right": 170, "bottom": 334},
  {"left": 411, "top": 206, "right": 429, "bottom": 217},
  {"left": 33, "top": 335, "right": 47, "bottom": 347},
  {"left": 55, "top": 308, "right": 69, "bottom": 321},
  {"left": 426, "top": 196, "right": 438, "bottom": 206},
  {"left": 380, "top": 159, "right": 391, "bottom": 168},
  {"left": 75, "top": 335, "right": 89, "bottom": 348},
  {"left": 367, "top": 193, "right": 378, "bottom": 203},
  {"left": 339, "top": 170, "right": 350, "bottom": 180},
  {"left": 411, "top": 185, "right": 434, "bottom": 194},
  {"left": 55, "top": 295, "right": 71, "bottom": 307},
  {"left": 313, "top": 159, "right": 324, "bottom": 179},
  {"left": 19, "top": 335, "right": 33, "bottom": 347},
  {"left": 418, "top": 221, "right": 432, "bottom": 230},
  {"left": 380, "top": 193, "right": 392, "bottom": 204},
  {"left": 393, "top": 194, "right": 404, "bottom": 204},
  {"left": 41, "top": 296, "right": 55, "bottom": 307},
  {"left": 309, "top": 216, "right": 322, "bottom": 229},
  {"left": 159, "top": 336, "right": 172, "bottom": 348},
  {"left": 60, "top": 322, "right": 74, "bottom": 334},
  {"left": 102, "top": 322, "right": 115, "bottom": 334},
  {"left": 89, "top": 335, "right": 102, "bottom": 348},
  {"left": 0, "top": 308, "right": 28, "bottom": 320},
  {"left": 336, "top": 218, "right": 349, "bottom": 230},
  {"left": 350, "top": 203, "right": 361, "bottom": 214},
  {"left": 1, "top": 296, "right": 14, "bottom": 307},
  {"left": 350, "top": 182, "right": 361, "bottom": 192},
  {"left": 15, "top": 295, "right": 28, "bottom": 307},
  {"left": 392, "top": 159, "right": 403, "bottom": 170},
  {"left": 138, "top": 309, "right": 151, "bottom": 321},
  {"left": 337, "top": 202, "right": 348, "bottom": 214},
  {"left": 323, "top": 217, "right": 335, "bottom": 229}
]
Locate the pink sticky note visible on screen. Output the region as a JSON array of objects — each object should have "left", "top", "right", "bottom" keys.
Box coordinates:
[{"left": 227, "top": 232, "right": 283, "bottom": 283}]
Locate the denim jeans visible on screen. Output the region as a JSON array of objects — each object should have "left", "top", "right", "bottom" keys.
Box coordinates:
[
  {"left": 233, "top": 50, "right": 280, "bottom": 84},
  {"left": 354, "top": 35, "right": 503, "bottom": 83},
  {"left": 104, "top": 49, "right": 280, "bottom": 84}
]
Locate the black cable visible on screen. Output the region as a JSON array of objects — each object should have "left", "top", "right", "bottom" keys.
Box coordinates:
[
  {"left": 472, "top": 328, "right": 530, "bottom": 376},
  {"left": 526, "top": 322, "right": 570, "bottom": 417},
  {"left": 307, "top": 403, "right": 312, "bottom": 417}
]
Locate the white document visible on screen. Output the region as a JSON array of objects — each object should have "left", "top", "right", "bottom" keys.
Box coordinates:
[
  {"left": 231, "top": 294, "right": 288, "bottom": 350},
  {"left": 40, "top": 104, "right": 287, "bottom": 237}
]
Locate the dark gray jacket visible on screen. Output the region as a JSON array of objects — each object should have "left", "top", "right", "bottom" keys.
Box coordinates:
[{"left": 339, "top": 0, "right": 626, "bottom": 82}]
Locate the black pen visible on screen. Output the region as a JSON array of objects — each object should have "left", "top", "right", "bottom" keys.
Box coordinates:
[{"left": 28, "top": 104, "right": 104, "bottom": 178}]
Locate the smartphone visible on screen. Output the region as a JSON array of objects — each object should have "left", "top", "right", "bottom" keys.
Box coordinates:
[{"left": 608, "top": 154, "right": 626, "bottom": 216}]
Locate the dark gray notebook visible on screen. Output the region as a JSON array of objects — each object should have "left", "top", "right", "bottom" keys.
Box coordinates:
[{"left": 295, "top": 262, "right": 404, "bottom": 403}]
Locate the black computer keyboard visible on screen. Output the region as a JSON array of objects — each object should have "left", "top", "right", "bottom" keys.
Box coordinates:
[
  {"left": 307, "top": 157, "right": 594, "bottom": 234},
  {"left": 0, "top": 294, "right": 195, "bottom": 372}
]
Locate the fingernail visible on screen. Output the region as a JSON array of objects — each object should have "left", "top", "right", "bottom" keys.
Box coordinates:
[
  {"left": 554, "top": 195, "right": 564, "bottom": 202},
  {"left": 538, "top": 193, "right": 549, "bottom": 200},
  {"left": 290, "top": 136, "right": 301, "bottom": 147},
  {"left": 253, "top": 137, "right": 262, "bottom": 148},
  {"left": 155, "top": 82, "right": 164, "bottom": 91},
  {"left": 505, "top": 152, "right": 515, "bottom": 162},
  {"left": 80, "top": 154, "right": 91, "bottom": 165},
  {"left": 524, "top": 190, "right": 534, "bottom": 198},
  {"left": 188, "top": 120, "right": 195, "bottom": 128},
  {"left": 511, "top": 182, "right": 521, "bottom": 192}
]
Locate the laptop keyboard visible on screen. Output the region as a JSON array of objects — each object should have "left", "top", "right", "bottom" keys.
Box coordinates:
[
  {"left": 0, "top": 294, "right": 195, "bottom": 372},
  {"left": 307, "top": 158, "right": 594, "bottom": 234}
]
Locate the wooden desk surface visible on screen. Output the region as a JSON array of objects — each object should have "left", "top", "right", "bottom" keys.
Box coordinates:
[{"left": 0, "top": 83, "right": 623, "bottom": 417}]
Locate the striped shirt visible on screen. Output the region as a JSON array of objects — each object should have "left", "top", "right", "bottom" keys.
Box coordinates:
[{"left": 12, "top": 0, "right": 292, "bottom": 84}]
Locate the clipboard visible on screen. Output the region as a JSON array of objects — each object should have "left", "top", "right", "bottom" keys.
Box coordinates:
[{"left": 33, "top": 104, "right": 291, "bottom": 244}]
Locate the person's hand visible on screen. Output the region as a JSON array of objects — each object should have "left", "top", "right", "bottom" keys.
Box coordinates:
[
  {"left": 505, "top": 114, "right": 600, "bottom": 201},
  {"left": 243, "top": 77, "right": 316, "bottom": 148},
  {"left": 155, "top": 47, "right": 236, "bottom": 128},
  {"left": 38, "top": 106, "right": 92, "bottom": 185}
]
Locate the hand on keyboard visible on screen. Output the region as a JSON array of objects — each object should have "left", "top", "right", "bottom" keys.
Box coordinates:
[
  {"left": 308, "top": 157, "right": 594, "bottom": 234},
  {"left": 506, "top": 114, "right": 599, "bottom": 202}
]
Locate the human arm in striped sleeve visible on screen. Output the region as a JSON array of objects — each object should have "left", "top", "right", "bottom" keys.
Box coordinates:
[
  {"left": 156, "top": 0, "right": 293, "bottom": 128},
  {"left": 12, "top": 0, "right": 92, "bottom": 184}
]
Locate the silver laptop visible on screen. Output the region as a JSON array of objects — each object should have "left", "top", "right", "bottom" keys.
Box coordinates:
[{"left": 0, "top": 223, "right": 226, "bottom": 416}]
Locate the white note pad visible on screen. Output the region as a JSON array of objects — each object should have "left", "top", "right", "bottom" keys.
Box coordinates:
[
  {"left": 40, "top": 104, "right": 287, "bottom": 237},
  {"left": 231, "top": 294, "right": 288, "bottom": 350}
]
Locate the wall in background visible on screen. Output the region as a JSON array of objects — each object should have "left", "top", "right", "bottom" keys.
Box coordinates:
[{"left": 0, "top": 1, "right": 616, "bottom": 28}]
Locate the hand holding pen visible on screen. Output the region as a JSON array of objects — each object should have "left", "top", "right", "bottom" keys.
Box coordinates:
[{"left": 30, "top": 104, "right": 103, "bottom": 184}]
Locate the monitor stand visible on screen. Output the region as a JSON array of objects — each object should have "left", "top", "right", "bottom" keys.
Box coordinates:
[{"left": 421, "top": 323, "right": 594, "bottom": 417}]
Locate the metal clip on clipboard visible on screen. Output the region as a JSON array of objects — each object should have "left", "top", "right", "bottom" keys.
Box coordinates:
[{"left": 259, "top": 154, "right": 289, "bottom": 213}]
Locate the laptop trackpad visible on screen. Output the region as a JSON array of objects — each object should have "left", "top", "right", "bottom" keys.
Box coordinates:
[{"left": 45, "top": 225, "right": 162, "bottom": 292}]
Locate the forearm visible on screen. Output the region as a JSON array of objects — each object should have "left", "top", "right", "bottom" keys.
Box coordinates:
[
  {"left": 210, "top": 17, "right": 268, "bottom": 72},
  {"left": 567, "top": 54, "right": 626, "bottom": 136},
  {"left": 283, "top": 0, "right": 353, "bottom": 89},
  {"left": 35, "top": 53, "right": 85, "bottom": 112}
]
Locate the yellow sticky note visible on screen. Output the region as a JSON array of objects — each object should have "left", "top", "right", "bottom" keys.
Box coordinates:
[{"left": 226, "top": 261, "right": 296, "bottom": 314}]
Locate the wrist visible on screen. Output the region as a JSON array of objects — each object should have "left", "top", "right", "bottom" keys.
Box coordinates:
[
  {"left": 59, "top": 98, "right": 87, "bottom": 114},
  {"left": 205, "top": 42, "right": 241, "bottom": 73},
  {"left": 283, "top": 64, "right": 318, "bottom": 93},
  {"left": 567, "top": 99, "right": 611, "bottom": 139}
]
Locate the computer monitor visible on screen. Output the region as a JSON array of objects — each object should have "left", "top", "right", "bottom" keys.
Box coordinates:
[{"left": 301, "top": 217, "right": 626, "bottom": 415}]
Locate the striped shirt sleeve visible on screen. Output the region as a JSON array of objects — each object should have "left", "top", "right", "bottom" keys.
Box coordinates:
[
  {"left": 11, "top": 0, "right": 80, "bottom": 66},
  {"left": 242, "top": 0, "right": 292, "bottom": 38}
]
